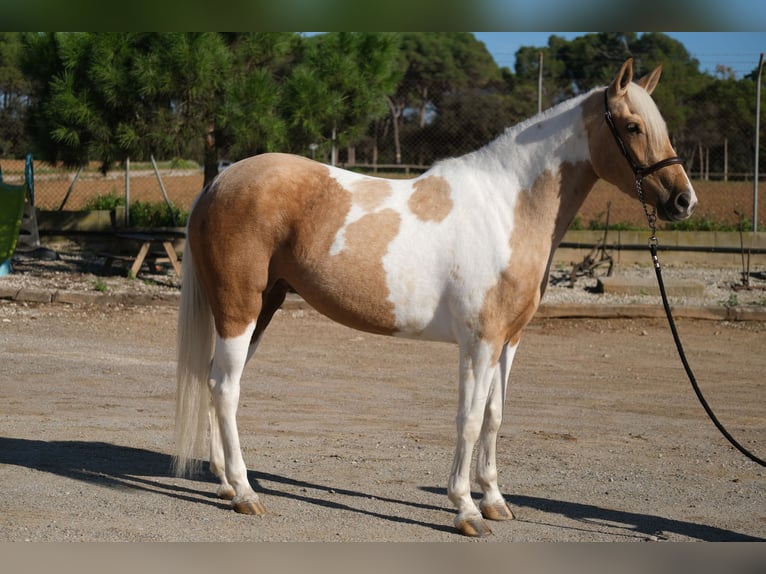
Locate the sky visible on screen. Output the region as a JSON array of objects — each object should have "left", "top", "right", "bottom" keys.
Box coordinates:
[{"left": 473, "top": 32, "right": 766, "bottom": 78}]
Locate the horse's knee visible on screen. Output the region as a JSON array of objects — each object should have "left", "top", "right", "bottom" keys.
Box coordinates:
[
  {"left": 456, "top": 410, "right": 484, "bottom": 442},
  {"left": 483, "top": 404, "right": 503, "bottom": 434}
]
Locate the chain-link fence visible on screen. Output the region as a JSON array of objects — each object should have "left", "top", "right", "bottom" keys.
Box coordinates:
[
  {"left": 0, "top": 159, "right": 204, "bottom": 213},
  {"left": 1, "top": 81, "right": 764, "bottom": 228}
]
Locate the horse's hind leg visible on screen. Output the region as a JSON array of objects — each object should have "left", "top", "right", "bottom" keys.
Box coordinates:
[
  {"left": 208, "top": 281, "right": 288, "bottom": 508},
  {"left": 476, "top": 341, "right": 517, "bottom": 522},
  {"left": 209, "top": 408, "right": 235, "bottom": 501},
  {"left": 207, "top": 322, "right": 266, "bottom": 514},
  {"left": 247, "top": 280, "right": 289, "bottom": 361}
]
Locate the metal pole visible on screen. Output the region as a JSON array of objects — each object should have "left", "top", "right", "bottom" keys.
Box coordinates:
[
  {"left": 150, "top": 154, "right": 178, "bottom": 227},
  {"left": 755, "top": 53, "right": 763, "bottom": 232},
  {"left": 58, "top": 165, "right": 83, "bottom": 211},
  {"left": 537, "top": 51, "right": 543, "bottom": 114},
  {"left": 331, "top": 123, "right": 336, "bottom": 167},
  {"left": 125, "top": 157, "right": 130, "bottom": 227}
]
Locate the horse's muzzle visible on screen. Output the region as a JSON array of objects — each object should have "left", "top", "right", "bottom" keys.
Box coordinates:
[{"left": 660, "top": 188, "right": 697, "bottom": 222}]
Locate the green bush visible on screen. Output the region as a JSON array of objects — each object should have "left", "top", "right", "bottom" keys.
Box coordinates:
[
  {"left": 587, "top": 220, "right": 642, "bottom": 231},
  {"left": 664, "top": 216, "right": 748, "bottom": 232},
  {"left": 128, "top": 200, "right": 188, "bottom": 227},
  {"left": 169, "top": 157, "right": 200, "bottom": 169},
  {"left": 85, "top": 193, "right": 188, "bottom": 227},
  {"left": 574, "top": 214, "right": 760, "bottom": 232},
  {"left": 85, "top": 193, "right": 124, "bottom": 211},
  {"left": 568, "top": 216, "right": 584, "bottom": 230}
]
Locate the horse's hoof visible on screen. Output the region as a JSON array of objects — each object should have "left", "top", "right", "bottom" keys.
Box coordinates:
[
  {"left": 217, "top": 485, "right": 236, "bottom": 501},
  {"left": 233, "top": 497, "right": 267, "bottom": 515},
  {"left": 480, "top": 500, "right": 515, "bottom": 521},
  {"left": 455, "top": 515, "right": 493, "bottom": 537}
]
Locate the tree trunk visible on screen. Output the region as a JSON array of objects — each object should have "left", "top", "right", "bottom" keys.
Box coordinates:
[
  {"left": 203, "top": 121, "right": 218, "bottom": 189},
  {"left": 418, "top": 86, "right": 428, "bottom": 128},
  {"left": 386, "top": 96, "right": 402, "bottom": 165}
]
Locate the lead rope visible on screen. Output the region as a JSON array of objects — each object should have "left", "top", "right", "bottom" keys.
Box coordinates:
[{"left": 637, "top": 180, "right": 766, "bottom": 467}]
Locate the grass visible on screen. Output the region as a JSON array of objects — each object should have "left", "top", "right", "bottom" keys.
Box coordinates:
[{"left": 579, "top": 215, "right": 760, "bottom": 232}]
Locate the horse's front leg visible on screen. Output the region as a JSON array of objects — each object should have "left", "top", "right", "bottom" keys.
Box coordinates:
[
  {"left": 208, "top": 326, "right": 265, "bottom": 515},
  {"left": 448, "top": 340, "right": 498, "bottom": 537},
  {"left": 476, "top": 341, "right": 517, "bottom": 522}
]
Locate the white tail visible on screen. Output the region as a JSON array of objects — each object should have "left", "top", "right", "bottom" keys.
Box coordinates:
[{"left": 173, "top": 239, "right": 216, "bottom": 477}]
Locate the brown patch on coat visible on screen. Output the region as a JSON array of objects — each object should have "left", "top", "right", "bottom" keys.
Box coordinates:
[
  {"left": 408, "top": 176, "right": 453, "bottom": 222},
  {"left": 478, "top": 161, "right": 596, "bottom": 362},
  {"left": 287, "top": 208, "right": 401, "bottom": 335},
  {"left": 188, "top": 153, "right": 400, "bottom": 339},
  {"left": 352, "top": 179, "right": 392, "bottom": 211}
]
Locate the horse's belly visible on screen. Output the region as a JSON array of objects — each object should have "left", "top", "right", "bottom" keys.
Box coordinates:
[{"left": 279, "top": 256, "right": 456, "bottom": 342}]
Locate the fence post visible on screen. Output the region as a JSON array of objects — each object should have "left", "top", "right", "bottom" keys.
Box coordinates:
[
  {"left": 754, "top": 53, "right": 763, "bottom": 232},
  {"left": 125, "top": 157, "right": 130, "bottom": 227}
]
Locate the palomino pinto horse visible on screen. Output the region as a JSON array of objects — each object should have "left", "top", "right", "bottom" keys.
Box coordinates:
[{"left": 174, "top": 59, "right": 696, "bottom": 537}]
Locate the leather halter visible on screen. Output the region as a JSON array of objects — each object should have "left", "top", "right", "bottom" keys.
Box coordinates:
[{"left": 603, "top": 88, "right": 684, "bottom": 180}]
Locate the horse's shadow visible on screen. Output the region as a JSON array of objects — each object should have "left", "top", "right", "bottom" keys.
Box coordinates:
[
  {"left": 420, "top": 486, "right": 763, "bottom": 542},
  {"left": 0, "top": 437, "right": 452, "bottom": 534},
  {"left": 1, "top": 437, "right": 761, "bottom": 541}
]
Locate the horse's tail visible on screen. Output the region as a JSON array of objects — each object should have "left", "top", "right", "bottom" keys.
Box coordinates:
[{"left": 173, "top": 237, "right": 215, "bottom": 477}]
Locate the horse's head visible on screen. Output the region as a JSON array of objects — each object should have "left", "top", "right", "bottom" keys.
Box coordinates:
[{"left": 589, "top": 59, "right": 697, "bottom": 223}]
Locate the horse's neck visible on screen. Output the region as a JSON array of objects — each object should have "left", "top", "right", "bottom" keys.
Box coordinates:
[
  {"left": 488, "top": 90, "right": 594, "bottom": 177},
  {"left": 447, "top": 90, "right": 598, "bottom": 244}
]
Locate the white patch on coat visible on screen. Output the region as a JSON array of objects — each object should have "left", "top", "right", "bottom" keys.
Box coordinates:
[{"left": 383, "top": 93, "right": 593, "bottom": 343}]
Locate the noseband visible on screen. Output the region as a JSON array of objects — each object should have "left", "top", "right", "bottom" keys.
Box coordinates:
[{"left": 603, "top": 88, "right": 684, "bottom": 234}]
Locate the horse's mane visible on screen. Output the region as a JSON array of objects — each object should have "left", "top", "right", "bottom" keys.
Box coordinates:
[
  {"left": 508, "top": 82, "right": 667, "bottom": 148},
  {"left": 625, "top": 82, "right": 668, "bottom": 152},
  {"left": 432, "top": 82, "right": 667, "bottom": 173}
]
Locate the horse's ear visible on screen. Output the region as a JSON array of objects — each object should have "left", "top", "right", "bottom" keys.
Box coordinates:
[
  {"left": 609, "top": 58, "right": 634, "bottom": 99},
  {"left": 636, "top": 65, "right": 662, "bottom": 95}
]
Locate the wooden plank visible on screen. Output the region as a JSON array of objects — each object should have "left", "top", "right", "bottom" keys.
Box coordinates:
[{"left": 129, "top": 241, "right": 151, "bottom": 277}]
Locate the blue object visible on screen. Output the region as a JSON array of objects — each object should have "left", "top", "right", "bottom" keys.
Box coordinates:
[
  {"left": 0, "top": 258, "right": 11, "bottom": 277},
  {"left": 0, "top": 161, "right": 28, "bottom": 272}
]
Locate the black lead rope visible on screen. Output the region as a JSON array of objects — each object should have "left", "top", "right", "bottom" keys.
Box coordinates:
[
  {"left": 649, "top": 239, "right": 766, "bottom": 467},
  {"left": 638, "top": 181, "right": 765, "bottom": 468},
  {"left": 604, "top": 87, "right": 764, "bottom": 466}
]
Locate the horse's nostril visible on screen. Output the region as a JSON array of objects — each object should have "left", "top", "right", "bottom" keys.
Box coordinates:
[{"left": 676, "top": 192, "right": 691, "bottom": 210}]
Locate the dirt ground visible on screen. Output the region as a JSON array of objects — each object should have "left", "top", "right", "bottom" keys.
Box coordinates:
[{"left": 0, "top": 298, "right": 764, "bottom": 543}]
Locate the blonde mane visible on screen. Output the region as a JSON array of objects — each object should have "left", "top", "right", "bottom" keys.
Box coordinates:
[{"left": 626, "top": 82, "right": 669, "bottom": 152}]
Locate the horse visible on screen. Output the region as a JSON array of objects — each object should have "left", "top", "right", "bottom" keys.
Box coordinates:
[{"left": 173, "top": 58, "right": 697, "bottom": 537}]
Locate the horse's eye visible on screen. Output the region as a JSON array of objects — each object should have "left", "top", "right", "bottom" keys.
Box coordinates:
[{"left": 626, "top": 122, "right": 641, "bottom": 134}]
